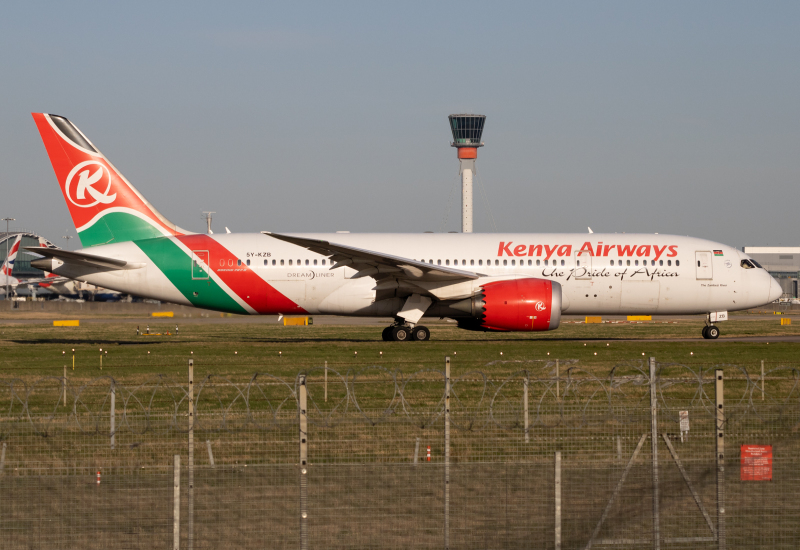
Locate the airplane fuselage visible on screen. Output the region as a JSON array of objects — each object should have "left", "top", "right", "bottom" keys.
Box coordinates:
[{"left": 50, "top": 232, "right": 777, "bottom": 318}]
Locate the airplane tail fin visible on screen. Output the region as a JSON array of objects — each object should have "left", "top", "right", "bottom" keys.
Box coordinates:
[
  {"left": 1, "top": 235, "right": 22, "bottom": 277},
  {"left": 31, "top": 113, "right": 190, "bottom": 248}
]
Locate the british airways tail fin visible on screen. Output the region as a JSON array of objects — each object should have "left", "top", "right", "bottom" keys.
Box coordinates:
[
  {"left": 1, "top": 234, "right": 22, "bottom": 277},
  {"left": 32, "top": 113, "right": 190, "bottom": 247}
]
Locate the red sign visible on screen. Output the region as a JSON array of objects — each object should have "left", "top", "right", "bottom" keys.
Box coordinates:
[{"left": 741, "top": 445, "right": 772, "bottom": 481}]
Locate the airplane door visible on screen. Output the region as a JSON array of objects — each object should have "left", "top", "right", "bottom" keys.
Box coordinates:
[
  {"left": 191, "top": 250, "right": 210, "bottom": 280},
  {"left": 575, "top": 250, "right": 592, "bottom": 279},
  {"left": 695, "top": 251, "right": 713, "bottom": 280}
]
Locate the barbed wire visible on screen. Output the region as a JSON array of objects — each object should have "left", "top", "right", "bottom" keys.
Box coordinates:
[{"left": 1, "top": 361, "right": 799, "bottom": 438}]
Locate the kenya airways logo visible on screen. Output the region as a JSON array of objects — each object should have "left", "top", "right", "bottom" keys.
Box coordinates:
[{"left": 64, "top": 161, "right": 116, "bottom": 208}]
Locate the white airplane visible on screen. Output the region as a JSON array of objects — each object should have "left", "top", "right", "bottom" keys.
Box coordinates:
[
  {"left": 0, "top": 234, "right": 22, "bottom": 295},
  {"left": 28, "top": 113, "right": 781, "bottom": 340}
]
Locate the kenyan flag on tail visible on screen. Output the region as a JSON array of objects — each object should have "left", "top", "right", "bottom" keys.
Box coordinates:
[{"left": 32, "top": 113, "right": 189, "bottom": 247}]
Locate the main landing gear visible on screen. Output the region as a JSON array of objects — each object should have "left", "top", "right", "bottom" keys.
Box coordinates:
[
  {"left": 702, "top": 325, "right": 720, "bottom": 339},
  {"left": 382, "top": 324, "right": 430, "bottom": 342}
]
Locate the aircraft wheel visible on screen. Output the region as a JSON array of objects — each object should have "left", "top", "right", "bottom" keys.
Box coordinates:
[
  {"left": 412, "top": 326, "right": 430, "bottom": 341},
  {"left": 707, "top": 325, "right": 720, "bottom": 339},
  {"left": 381, "top": 326, "right": 393, "bottom": 341},
  {"left": 392, "top": 326, "right": 411, "bottom": 342},
  {"left": 701, "top": 326, "right": 710, "bottom": 339}
]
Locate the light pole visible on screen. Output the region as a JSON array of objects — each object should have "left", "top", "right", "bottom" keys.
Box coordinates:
[
  {"left": 62, "top": 235, "right": 73, "bottom": 250},
  {"left": 2, "top": 217, "right": 15, "bottom": 307}
]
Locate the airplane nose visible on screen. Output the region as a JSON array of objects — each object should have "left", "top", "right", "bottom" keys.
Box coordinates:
[{"left": 768, "top": 276, "right": 783, "bottom": 303}]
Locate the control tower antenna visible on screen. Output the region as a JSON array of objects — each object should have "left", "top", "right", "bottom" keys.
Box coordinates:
[
  {"left": 448, "top": 114, "right": 486, "bottom": 233},
  {"left": 201, "top": 212, "right": 216, "bottom": 235}
]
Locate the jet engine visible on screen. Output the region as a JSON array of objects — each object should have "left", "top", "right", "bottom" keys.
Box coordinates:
[{"left": 451, "top": 278, "right": 562, "bottom": 332}]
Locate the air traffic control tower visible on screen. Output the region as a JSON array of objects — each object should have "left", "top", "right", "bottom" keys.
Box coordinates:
[{"left": 448, "top": 114, "right": 486, "bottom": 233}]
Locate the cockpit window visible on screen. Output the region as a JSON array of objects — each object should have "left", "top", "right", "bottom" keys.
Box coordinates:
[
  {"left": 741, "top": 259, "right": 756, "bottom": 269},
  {"left": 751, "top": 259, "right": 763, "bottom": 269}
]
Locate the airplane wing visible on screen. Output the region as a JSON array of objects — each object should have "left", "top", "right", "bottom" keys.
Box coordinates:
[
  {"left": 24, "top": 247, "right": 145, "bottom": 271},
  {"left": 262, "top": 232, "right": 482, "bottom": 282}
]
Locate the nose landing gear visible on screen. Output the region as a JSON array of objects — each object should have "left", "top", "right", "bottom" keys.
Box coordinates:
[{"left": 702, "top": 325, "right": 720, "bottom": 339}]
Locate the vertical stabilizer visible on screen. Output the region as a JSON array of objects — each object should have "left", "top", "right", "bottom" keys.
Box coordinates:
[{"left": 32, "top": 113, "right": 190, "bottom": 247}]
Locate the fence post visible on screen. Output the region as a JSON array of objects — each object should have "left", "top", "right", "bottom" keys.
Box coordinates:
[
  {"left": 616, "top": 436, "right": 622, "bottom": 463},
  {"left": 324, "top": 360, "right": 328, "bottom": 402},
  {"left": 413, "top": 437, "right": 420, "bottom": 465},
  {"left": 0, "top": 442, "right": 6, "bottom": 474},
  {"left": 173, "top": 454, "right": 181, "bottom": 550},
  {"left": 444, "top": 356, "right": 451, "bottom": 550},
  {"left": 556, "top": 359, "right": 560, "bottom": 401},
  {"left": 206, "top": 440, "right": 215, "bottom": 467},
  {"left": 649, "top": 357, "right": 660, "bottom": 550},
  {"left": 760, "top": 360, "right": 765, "bottom": 401},
  {"left": 715, "top": 370, "right": 726, "bottom": 550},
  {"left": 63, "top": 365, "right": 67, "bottom": 407},
  {"left": 555, "top": 451, "right": 562, "bottom": 550},
  {"left": 188, "top": 359, "right": 194, "bottom": 550},
  {"left": 299, "top": 375, "right": 309, "bottom": 550},
  {"left": 110, "top": 380, "right": 116, "bottom": 450},
  {"left": 523, "top": 374, "right": 529, "bottom": 443}
]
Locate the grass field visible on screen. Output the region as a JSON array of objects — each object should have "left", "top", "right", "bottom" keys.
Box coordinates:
[
  {"left": 2, "top": 315, "right": 799, "bottom": 549},
  {"left": 1, "top": 316, "right": 798, "bottom": 380}
]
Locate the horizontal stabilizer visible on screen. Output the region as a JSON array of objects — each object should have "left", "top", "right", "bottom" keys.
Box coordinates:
[{"left": 25, "top": 247, "right": 144, "bottom": 271}]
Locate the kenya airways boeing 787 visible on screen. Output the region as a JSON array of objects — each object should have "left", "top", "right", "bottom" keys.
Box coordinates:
[{"left": 28, "top": 113, "right": 781, "bottom": 341}]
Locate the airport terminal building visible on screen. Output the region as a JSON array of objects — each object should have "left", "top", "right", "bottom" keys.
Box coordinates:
[{"left": 744, "top": 247, "right": 799, "bottom": 299}]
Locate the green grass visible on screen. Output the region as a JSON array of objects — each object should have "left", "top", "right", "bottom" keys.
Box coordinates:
[{"left": 0, "top": 318, "right": 797, "bottom": 381}]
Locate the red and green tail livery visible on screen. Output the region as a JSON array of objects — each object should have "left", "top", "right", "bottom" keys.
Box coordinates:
[{"left": 32, "top": 113, "right": 188, "bottom": 248}]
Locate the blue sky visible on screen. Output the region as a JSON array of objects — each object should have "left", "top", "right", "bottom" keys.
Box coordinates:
[{"left": 2, "top": 2, "right": 799, "bottom": 247}]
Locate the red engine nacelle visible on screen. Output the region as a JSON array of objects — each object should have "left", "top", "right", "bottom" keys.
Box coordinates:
[{"left": 453, "top": 278, "right": 562, "bottom": 332}]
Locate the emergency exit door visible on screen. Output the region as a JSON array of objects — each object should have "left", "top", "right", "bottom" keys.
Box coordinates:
[
  {"left": 695, "top": 251, "right": 713, "bottom": 280},
  {"left": 192, "top": 250, "right": 209, "bottom": 280}
]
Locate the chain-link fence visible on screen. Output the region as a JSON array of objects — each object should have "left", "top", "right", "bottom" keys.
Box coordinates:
[{"left": 1, "top": 358, "right": 798, "bottom": 549}]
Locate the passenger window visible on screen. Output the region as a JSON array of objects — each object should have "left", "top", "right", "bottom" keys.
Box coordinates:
[
  {"left": 237, "top": 259, "right": 242, "bottom": 266},
  {"left": 511, "top": 259, "right": 515, "bottom": 266},
  {"left": 280, "top": 259, "right": 284, "bottom": 266},
  {"left": 246, "top": 259, "right": 250, "bottom": 266},
  {"left": 561, "top": 260, "right": 565, "bottom": 266},
  {"left": 627, "top": 260, "right": 630, "bottom": 266},
  {"left": 651, "top": 260, "right": 655, "bottom": 266},
  {"left": 495, "top": 260, "right": 499, "bottom": 266},
  {"left": 610, "top": 260, "right": 614, "bottom": 266},
  {"left": 659, "top": 260, "right": 663, "bottom": 266},
  {"left": 438, "top": 260, "right": 441, "bottom": 265},
  {"left": 305, "top": 260, "right": 309, "bottom": 266},
  {"left": 264, "top": 259, "right": 268, "bottom": 266},
  {"left": 272, "top": 259, "right": 276, "bottom": 266},
  {"left": 536, "top": 260, "right": 540, "bottom": 266},
  {"left": 618, "top": 260, "right": 622, "bottom": 266},
  {"left": 478, "top": 260, "right": 483, "bottom": 266},
  {"left": 322, "top": 259, "right": 326, "bottom": 266},
  {"left": 313, "top": 259, "right": 317, "bottom": 266},
  {"left": 667, "top": 260, "right": 671, "bottom": 266},
  {"left": 528, "top": 260, "right": 532, "bottom": 266},
  {"left": 288, "top": 260, "right": 293, "bottom": 266},
  {"left": 297, "top": 260, "right": 300, "bottom": 265},
  {"left": 635, "top": 260, "right": 639, "bottom": 266},
  {"left": 470, "top": 259, "right": 474, "bottom": 266},
  {"left": 446, "top": 260, "right": 450, "bottom": 266},
  {"left": 676, "top": 260, "right": 680, "bottom": 266}
]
